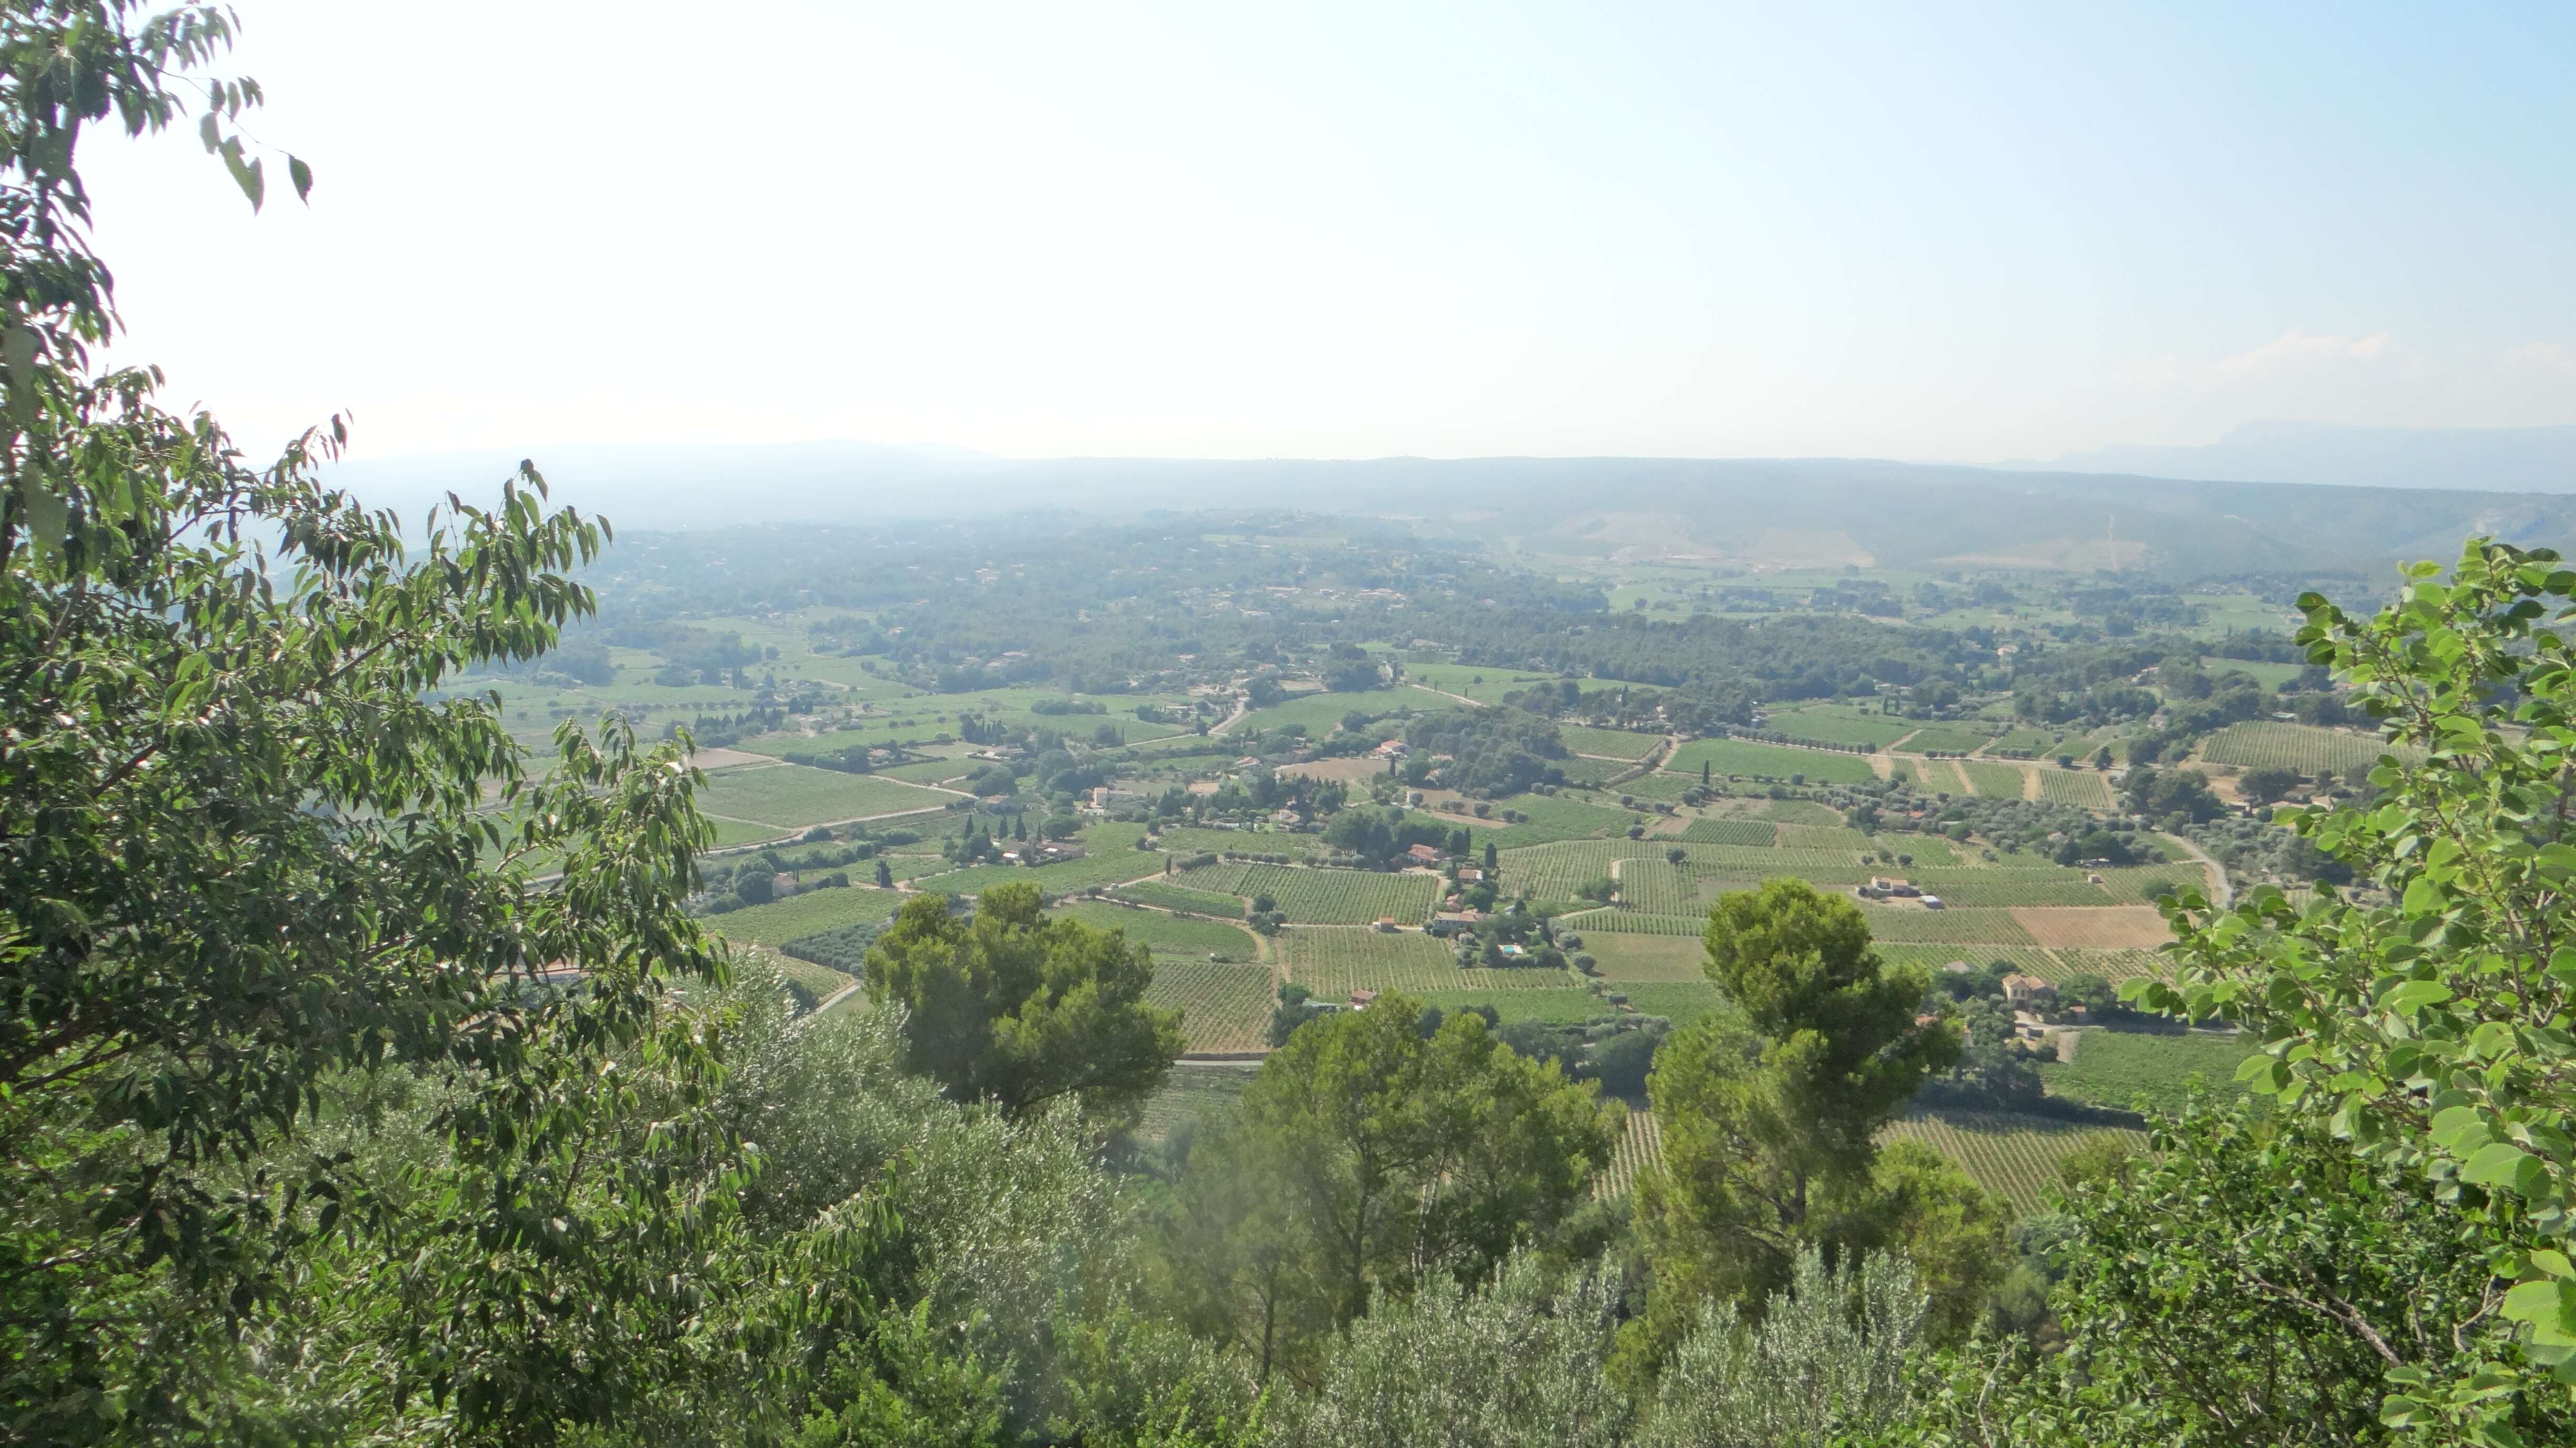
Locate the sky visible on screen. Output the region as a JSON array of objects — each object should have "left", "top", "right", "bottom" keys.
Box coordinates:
[{"left": 77, "top": 0, "right": 2576, "bottom": 467}]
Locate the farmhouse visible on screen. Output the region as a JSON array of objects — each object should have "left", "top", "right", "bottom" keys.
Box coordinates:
[
  {"left": 2001, "top": 973, "right": 2057, "bottom": 1007},
  {"left": 1427, "top": 911, "right": 1483, "bottom": 937},
  {"left": 1373, "top": 739, "right": 1411, "bottom": 759},
  {"left": 1406, "top": 842, "right": 1445, "bottom": 866}
]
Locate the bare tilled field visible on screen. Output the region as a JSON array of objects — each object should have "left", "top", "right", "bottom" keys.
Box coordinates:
[
  {"left": 1275, "top": 756, "right": 1389, "bottom": 785},
  {"left": 2009, "top": 905, "right": 2175, "bottom": 949}
]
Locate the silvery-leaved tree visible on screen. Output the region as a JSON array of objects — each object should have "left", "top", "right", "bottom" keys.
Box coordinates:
[
  {"left": 0, "top": 4, "right": 731, "bottom": 1438},
  {"left": 2139, "top": 538, "right": 2576, "bottom": 1442}
]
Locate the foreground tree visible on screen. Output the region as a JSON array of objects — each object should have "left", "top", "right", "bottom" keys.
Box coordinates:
[
  {"left": 1158, "top": 996, "right": 1615, "bottom": 1382},
  {"left": 2134, "top": 539, "right": 2576, "bottom": 1439},
  {"left": 0, "top": 5, "right": 761, "bottom": 1437},
  {"left": 863, "top": 882, "right": 1183, "bottom": 1125},
  {"left": 1633, "top": 880, "right": 1979, "bottom": 1360}
]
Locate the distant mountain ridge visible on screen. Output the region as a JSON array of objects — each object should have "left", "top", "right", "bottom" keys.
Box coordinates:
[
  {"left": 326, "top": 443, "right": 2576, "bottom": 582},
  {"left": 2006, "top": 420, "right": 2576, "bottom": 494}
]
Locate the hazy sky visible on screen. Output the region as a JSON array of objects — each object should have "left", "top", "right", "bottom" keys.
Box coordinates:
[{"left": 80, "top": 1, "right": 2576, "bottom": 465}]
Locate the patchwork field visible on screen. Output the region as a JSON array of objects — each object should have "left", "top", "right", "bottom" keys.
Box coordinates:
[
  {"left": 1665, "top": 738, "right": 1880, "bottom": 786},
  {"left": 2198, "top": 720, "right": 2422, "bottom": 777},
  {"left": 1145, "top": 962, "right": 1276, "bottom": 1055},
  {"left": 1115, "top": 880, "right": 1249, "bottom": 918},
  {"left": 2041, "top": 1030, "right": 2256, "bottom": 1118},
  {"left": 1597, "top": 1105, "right": 2143, "bottom": 1213},
  {"left": 1180, "top": 864, "right": 1443, "bottom": 924},
  {"left": 1277, "top": 928, "right": 1569, "bottom": 996},
  {"left": 1582, "top": 932, "right": 1709, "bottom": 981},
  {"left": 1879, "top": 1110, "right": 2147, "bottom": 1214},
  {"left": 2008, "top": 906, "right": 2174, "bottom": 949},
  {"left": 706, "top": 886, "right": 909, "bottom": 951},
  {"left": 698, "top": 764, "right": 954, "bottom": 829},
  {"left": 1052, "top": 901, "right": 1261, "bottom": 960},
  {"left": 2037, "top": 769, "right": 2112, "bottom": 807},
  {"left": 1559, "top": 726, "right": 1665, "bottom": 761}
]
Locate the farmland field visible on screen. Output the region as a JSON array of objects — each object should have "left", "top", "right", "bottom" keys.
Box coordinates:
[
  {"left": 1398, "top": 662, "right": 1556, "bottom": 703},
  {"left": 1115, "top": 880, "right": 1247, "bottom": 918},
  {"left": 2094, "top": 863, "right": 2210, "bottom": 904},
  {"left": 1415, "top": 988, "right": 1622, "bottom": 1025},
  {"left": 1904, "top": 872, "right": 2111, "bottom": 908},
  {"left": 1665, "top": 738, "right": 1879, "bottom": 786},
  {"left": 1135, "top": 1063, "right": 1257, "bottom": 1142},
  {"left": 1773, "top": 824, "right": 1876, "bottom": 852},
  {"left": 1144, "top": 963, "right": 1276, "bottom": 1054},
  {"left": 911, "top": 848, "right": 1163, "bottom": 898},
  {"left": 1879, "top": 1110, "right": 2146, "bottom": 1214},
  {"left": 1957, "top": 761, "right": 2028, "bottom": 798},
  {"left": 2047, "top": 947, "right": 2170, "bottom": 982},
  {"left": 1679, "top": 818, "right": 1776, "bottom": 847},
  {"left": 2037, "top": 770, "right": 2112, "bottom": 807},
  {"left": 1855, "top": 906, "right": 2037, "bottom": 944},
  {"left": 1465, "top": 794, "right": 1647, "bottom": 849},
  {"left": 1604, "top": 770, "right": 1698, "bottom": 802},
  {"left": 1596, "top": 1110, "right": 1659, "bottom": 1199},
  {"left": 698, "top": 764, "right": 953, "bottom": 829},
  {"left": 1277, "top": 928, "right": 1568, "bottom": 994},
  {"left": 1875, "top": 943, "right": 2063, "bottom": 979},
  {"left": 1757, "top": 798, "right": 1847, "bottom": 826},
  {"left": 2198, "top": 720, "right": 2422, "bottom": 777},
  {"left": 1583, "top": 933, "right": 1709, "bottom": 981},
  {"left": 1760, "top": 707, "right": 1917, "bottom": 748},
  {"left": 1559, "top": 726, "right": 1665, "bottom": 760},
  {"left": 1231, "top": 865, "right": 1442, "bottom": 924},
  {"left": 1894, "top": 725, "right": 1994, "bottom": 754},
  {"left": 1574, "top": 911, "right": 1709, "bottom": 936},
  {"left": 1051, "top": 901, "right": 1260, "bottom": 959},
  {"left": 1551, "top": 755, "right": 1635, "bottom": 787},
  {"left": 874, "top": 758, "right": 973, "bottom": 786},
  {"left": 2041, "top": 1030, "right": 2256, "bottom": 1117},
  {"left": 1234, "top": 688, "right": 1451, "bottom": 738},
  {"left": 1495, "top": 839, "right": 1668, "bottom": 905},
  {"left": 705, "top": 886, "right": 909, "bottom": 950},
  {"left": 2008, "top": 906, "right": 2173, "bottom": 949}
]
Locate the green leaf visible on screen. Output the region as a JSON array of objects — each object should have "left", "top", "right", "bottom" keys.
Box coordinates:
[
  {"left": 2381, "top": 979, "right": 2453, "bottom": 1014},
  {"left": 2463, "top": 1142, "right": 2540, "bottom": 1189}
]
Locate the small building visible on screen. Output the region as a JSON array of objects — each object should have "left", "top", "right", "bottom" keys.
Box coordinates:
[
  {"left": 2001, "top": 973, "right": 2057, "bottom": 1007},
  {"left": 1406, "top": 842, "right": 1445, "bottom": 866},
  {"left": 1428, "top": 911, "right": 1483, "bottom": 937},
  {"left": 1374, "top": 739, "right": 1411, "bottom": 758},
  {"left": 1457, "top": 867, "right": 1484, "bottom": 883},
  {"left": 1920, "top": 894, "right": 1945, "bottom": 910},
  {"left": 1349, "top": 988, "right": 1379, "bottom": 1009},
  {"left": 1372, "top": 918, "right": 1400, "bottom": 933}
]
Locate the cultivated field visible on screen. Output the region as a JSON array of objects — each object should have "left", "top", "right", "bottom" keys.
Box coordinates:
[
  {"left": 1665, "top": 738, "right": 1880, "bottom": 786},
  {"left": 1135, "top": 1063, "right": 1257, "bottom": 1142},
  {"left": 1957, "top": 761, "right": 2028, "bottom": 798},
  {"left": 2198, "top": 720, "right": 2422, "bottom": 777},
  {"left": 1277, "top": 928, "right": 1569, "bottom": 995},
  {"left": 698, "top": 763, "right": 954, "bottom": 830},
  {"left": 1115, "top": 880, "right": 1248, "bottom": 918},
  {"left": 1895, "top": 725, "right": 1995, "bottom": 754},
  {"left": 1559, "top": 726, "right": 1665, "bottom": 760},
  {"left": 2037, "top": 769, "right": 2112, "bottom": 807},
  {"left": 2008, "top": 906, "right": 2174, "bottom": 949},
  {"left": 1678, "top": 818, "right": 1777, "bottom": 846},
  {"left": 2040, "top": 1030, "right": 2255, "bottom": 1117},
  {"left": 1596, "top": 1109, "right": 1659, "bottom": 1199},
  {"left": 1179, "top": 864, "right": 1443, "bottom": 925},
  {"left": 1760, "top": 706, "right": 1919, "bottom": 748},
  {"left": 1879, "top": 1110, "right": 2146, "bottom": 1214},
  {"left": 1052, "top": 901, "right": 1261, "bottom": 959},
  {"left": 1145, "top": 962, "right": 1277, "bottom": 1055},
  {"left": 1855, "top": 906, "right": 2037, "bottom": 944},
  {"left": 1583, "top": 933, "right": 1710, "bottom": 981},
  {"left": 706, "top": 886, "right": 909, "bottom": 951},
  {"left": 1596, "top": 1105, "right": 2144, "bottom": 1214}
]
